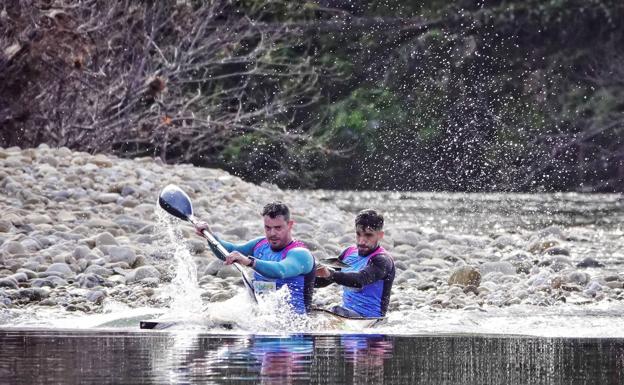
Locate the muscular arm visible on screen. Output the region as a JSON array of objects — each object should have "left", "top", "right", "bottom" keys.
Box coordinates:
[
  {"left": 215, "top": 236, "right": 264, "bottom": 256},
  {"left": 332, "top": 254, "right": 393, "bottom": 288},
  {"left": 254, "top": 248, "right": 314, "bottom": 279}
]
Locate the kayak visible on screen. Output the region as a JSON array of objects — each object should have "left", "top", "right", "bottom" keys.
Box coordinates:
[{"left": 139, "top": 308, "right": 384, "bottom": 330}]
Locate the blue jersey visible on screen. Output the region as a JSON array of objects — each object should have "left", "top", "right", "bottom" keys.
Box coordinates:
[
  {"left": 217, "top": 236, "right": 315, "bottom": 314},
  {"left": 252, "top": 239, "right": 315, "bottom": 314},
  {"left": 338, "top": 246, "right": 395, "bottom": 317}
]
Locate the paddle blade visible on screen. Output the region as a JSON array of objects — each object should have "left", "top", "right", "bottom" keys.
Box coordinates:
[{"left": 158, "top": 184, "right": 193, "bottom": 221}]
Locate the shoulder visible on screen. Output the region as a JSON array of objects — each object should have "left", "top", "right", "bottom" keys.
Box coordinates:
[
  {"left": 251, "top": 237, "right": 267, "bottom": 247},
  {"left": 339, "top": 245, "right": 358, "bottom": 260},
  {"left": 286, "top": 247, "right": 314, "bottom": 261},
  {"left": 370, "top": 252, "right": 393, "bottom": 266}
]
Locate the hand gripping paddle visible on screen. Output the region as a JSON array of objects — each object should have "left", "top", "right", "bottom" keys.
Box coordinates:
[{"left": 158, "top": 184, "right": 257, "bottom": 303}]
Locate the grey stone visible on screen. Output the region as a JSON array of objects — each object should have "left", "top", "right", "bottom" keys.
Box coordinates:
[
  {"left": 95, "top": 232, "right": 118, "bottom": 246},
  {"left": 394, "top": 231, "right": 422, "bottom": 247},
  {"left": 44, "top": 263, "right": 74, "bottom": 278},
  {"left": 85, "top": 290, "right": 106, "bottom": 304},
  {"left": 26, "top": 214, "right": 52, "bottom": 225},
  {"left": 22, "top": 261, "right": 42, "bottom": 272},
  {"left": 127, "top": 266, "right": 160, "bottom": 283},
  {"left": 132, "top": 256, "right": 146, "bottom": 268},
  {"left": 46, "top": 276, "right": 68, "bottom": 287},
  {"left": 303, "top": 239, "right": 321, "bottom": 251},
  {"left": 72, "top": 246, "right": 92, "bottom": 259},
  {"left": 120, "top": 197, "right": 138, "bottom": 208},
  {"left": 107, "top": 246, "right": 137, "bottom": 266},
  {"left": 2, "top": 241, "right": 25, "bottom": 255},
  {"left": 0, "top": 220, "right": 12, "bottom": 233},
  {"left": 65, "top": 304, "right": 90, "bottom": 312},
  {"left": 136, "top": 225, "right": 155, "bottom": 235},
  {"left": 8, "top": 272, "right": 28, "bottom": 282},
  {"left": 139, "top": 277, "right": 160, "bottom": 287},
  {"left": 121, "top": 185, "right": 137, "bottom": 196},
  {"left": 216, "top": 265, "right": 240, "bottom": 279},
  {"left": 114, "top": 216, "right": 149, "bottom": 232},
  {"left": 0, "top": 278, "right": 18, "bottom": 289},
  {"left": 186, "top": 239, "right": 206, "bottom": 254},
  {"left": 567, "top": 271, "right": 591, "bottom": 286},
  {"left": 401, "top": 270, "right": 418, "bottom": 280},
  {"left": 320, "top": 222, "right": 344, "bottom": 236},
  {"left": 40, "top": 155, "right": 59, "bottom": 167},
  {"left": 577, "top": 257, "right": 605, "bottom": 268},
  {"left": 479, "top": 262, "right": 516, "bottom": 276},
  {"left": 203, "top": 260, "right": 223, "bottom": 276},
  {"left": 223, "top": 227, "right": 249, "bottom": 239},
  {"left": 16, "top": 268, "right": 38, "bottom": 279},
  {"left": 18, "top": 288, "right": 49, "bottom": 301},
  {"left": 96, "top": 193, "right": 120, "bottom": 204},
  {"left": 84, "top": 265, "right": 113, "bottom": 277},
  {"left": 20, "top": 238, "right": 42, "bottom": 252},
  {"left": 31, "top": 278, "right": 53, "bottom": 288},
  {"left": 77, "top": 259, "right": 88, "bottom": 272},
  {"left": 394, "top": 261, "right": 408, "bottom": 271},
  {"left": 415, "top": 249, "right": 436, "bottom": 259},
  {"left": 296, "top": 223, "right": 316, "bottom": 235},
  {"left": 536, "top": 226, "right": 565, "bottom": 240},
  {"left": 544, "top": 246, "right": 570, "bottom": 256},
  {"left": 417, "top": 282, "right": 436, "bottom": 291},
  {"left": 38, "top": 298, "right": 56, "bottom": 306},
  {"left": 491, "top": 235, "right": 515, "bottom": 249}
]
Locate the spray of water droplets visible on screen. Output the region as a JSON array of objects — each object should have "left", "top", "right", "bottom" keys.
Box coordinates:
[{"left": 155, "top": 207, "right": 203, "bottom": 318}]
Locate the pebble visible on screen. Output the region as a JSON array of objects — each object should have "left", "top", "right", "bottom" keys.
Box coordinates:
[
  {"left": 0, "top": 278, "right": 18, "bottom": 289},
  {"left": 1, "top": 241, "right": 25, "bottom": 255},
  {"left": 0, "top": 220, "right": 12, "bottom": 233},
  {"left": 43, "top": 263, "right": 74, "bottom": 278},
  {"left": 106, "top": 246, "right": 137, "bottom": 266},
  {"left": 77, "top": 273, "right": 106, "bottom": 288},
  {"left": 85, "top": 290, "right": 106, "bottom": 304},
  {"left": 95, "top": 232, "right": 118, "bottom": 246},
  {"left": 479, "top": 262, "right": 516, "bottom": 276},
  {"left": 126, "top": 266, "right": 161, "bottom": 283},
  {"left": 448, "top": 266, "right": 481, "bottom": 287},
  {"left": 576, "top": 257, "right": 605, "bottom": 268}
]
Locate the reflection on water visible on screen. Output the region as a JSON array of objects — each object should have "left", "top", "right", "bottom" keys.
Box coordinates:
[{"left": 0, "top": 330, "right": 622, "bottom": 384}]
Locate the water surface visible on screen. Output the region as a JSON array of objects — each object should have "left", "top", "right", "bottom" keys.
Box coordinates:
[{"left": 1, "top": 330, "right": 623, "bottom": 385}]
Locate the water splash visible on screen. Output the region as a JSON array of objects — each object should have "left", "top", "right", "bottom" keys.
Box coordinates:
[{"left": 155, "top": 208, "right": 203, "bottom": 318}]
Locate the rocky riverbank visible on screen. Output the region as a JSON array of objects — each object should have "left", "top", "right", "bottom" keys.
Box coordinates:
[{"left": 0, "top": 145, "right": 623, "bottom": 325}]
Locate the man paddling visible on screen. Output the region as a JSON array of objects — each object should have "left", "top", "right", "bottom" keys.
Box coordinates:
[
  {"left": 194, "top": 202, "right": 315, "bottom": 314},
  {"left": 316, "top": 209, "right": 395, "bottom": 318}
]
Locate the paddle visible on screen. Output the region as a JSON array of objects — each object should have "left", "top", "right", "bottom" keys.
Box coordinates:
[
  {"left": 318, "top": 257, "right": 350, "bottom": 270},
  {"left": 158, "top": 184, "right": 257, "bottom": 303}
]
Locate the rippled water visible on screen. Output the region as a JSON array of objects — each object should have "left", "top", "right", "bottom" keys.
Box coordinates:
[{"left": 1, "top": 330, "right": 622, "bottom": 385}]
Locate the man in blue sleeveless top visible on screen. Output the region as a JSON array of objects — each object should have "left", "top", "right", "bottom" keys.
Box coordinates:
[
  {"left": 316, "top": 209, "right": 395, "bottom": 318},
  {"left": 195, "top": 202, "right": 315, "bottom": 314}
]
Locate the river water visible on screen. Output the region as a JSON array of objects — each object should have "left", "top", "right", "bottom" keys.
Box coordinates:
[
  {"left": 1, "top": 330, "right": 623, "bottom": 384},
  {"left": 1, "top": 191, "right": 623, "bottom": 383}
]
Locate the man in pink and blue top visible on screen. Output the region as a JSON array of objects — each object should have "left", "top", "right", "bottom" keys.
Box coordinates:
[
  {"left": 195, "top": 202, "right": 315, "bottom": 314},
  {"left": 316, "top": 209, "right": 395, "bottom": 318}
]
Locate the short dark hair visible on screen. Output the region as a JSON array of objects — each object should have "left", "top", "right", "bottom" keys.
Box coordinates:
[
  {"left": 355, "top": 209, "right": 384, "bottom": 231},
  {"left": 261, "top": 201, "right": 290, "bottom": 221}
]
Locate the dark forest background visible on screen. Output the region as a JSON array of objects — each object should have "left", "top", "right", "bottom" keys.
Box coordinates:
[{"left": 1, "top": 0, "right": 623, "bottom": 192}]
